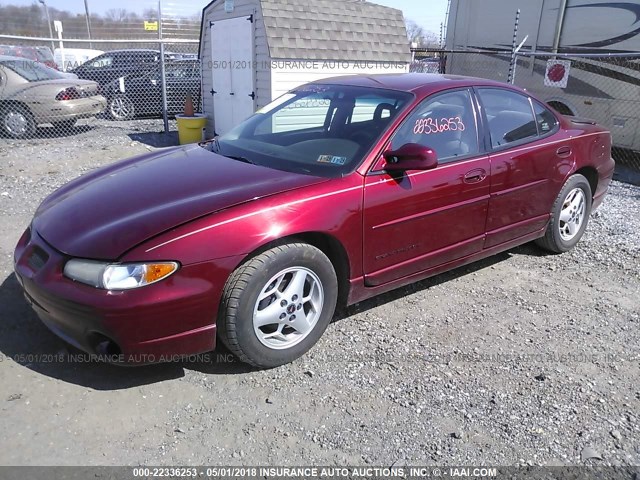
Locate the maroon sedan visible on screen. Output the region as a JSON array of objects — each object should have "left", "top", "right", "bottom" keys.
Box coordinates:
[{"left": 14, "top": 74, "right": 614, "bottom": 367}]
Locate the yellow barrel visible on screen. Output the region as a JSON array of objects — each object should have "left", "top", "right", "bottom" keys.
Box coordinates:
[{"left": 176, "top": 114, "right": 208, "bottom": 145}]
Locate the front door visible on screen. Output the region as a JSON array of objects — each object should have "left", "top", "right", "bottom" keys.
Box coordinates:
[
  {"left": 210, "top": 16, "right": 255, "bottom": 135},
  {"left": 363, "top": 88, "right": 490, "bottom": 286}
]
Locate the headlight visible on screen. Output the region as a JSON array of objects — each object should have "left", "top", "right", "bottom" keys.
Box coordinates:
[{"left": 63, "top": 259, "right": 179, "bottom": 290}]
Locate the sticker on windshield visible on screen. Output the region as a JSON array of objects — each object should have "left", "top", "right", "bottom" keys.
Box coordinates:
[{"left": 317, "top": 155, "right": 347, "bottom": 165}]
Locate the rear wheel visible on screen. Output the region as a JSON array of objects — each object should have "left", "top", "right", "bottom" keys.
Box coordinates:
[
  {"left": 108, "top": 95, "right": 135, "bottom": 121},
  {"left": 0, "top": 104, "right": 36, "bottom": 139},
  {"left": 218, "top": 243, "right": 338, "bottom": 368},
  {"left": 536, "top": 174, "right": 592, "bottom": 253}
]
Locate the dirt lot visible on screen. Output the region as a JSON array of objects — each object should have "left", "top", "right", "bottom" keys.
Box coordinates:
[{"left": 0, "top": 122, "right": 638, "bottom": 467}]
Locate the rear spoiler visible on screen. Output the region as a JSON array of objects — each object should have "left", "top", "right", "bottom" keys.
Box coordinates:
[{"left": 568, "top": 116, "right": 597, "bottom": 125}]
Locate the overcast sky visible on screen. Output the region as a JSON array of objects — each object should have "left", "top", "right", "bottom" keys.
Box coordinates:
[{"left": 3, "top": 0, "right": 449, "bottom": 35}]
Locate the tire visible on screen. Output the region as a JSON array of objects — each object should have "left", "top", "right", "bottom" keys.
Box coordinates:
[
  {"left": 218, "top": 243, "right": 338, "bottom": 368},
  {"left": 536, "top": 174, "right": 592, "bottom": 253},
  {"left": 0, "top": 103, "right": 36, "bottom": 139},
  {"left": 108, "top": 95, "right": 135, "bottom": 121},
  {"left": 52, "top": 119, "right": 77, "bottom": 130}
]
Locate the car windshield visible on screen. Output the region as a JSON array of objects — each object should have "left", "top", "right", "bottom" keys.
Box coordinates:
[
  {"left": 210, "top": 84, "right": 413, "bottom": 177},
  {"left": 1, "top": 58, "right": 64, "bottom": 81}
]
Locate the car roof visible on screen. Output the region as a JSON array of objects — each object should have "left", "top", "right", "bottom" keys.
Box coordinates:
[{"left": 310, "top": 73, "right": 514, "bottom": 94}]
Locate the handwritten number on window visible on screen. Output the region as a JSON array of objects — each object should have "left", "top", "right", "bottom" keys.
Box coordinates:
[{"left": 413, "top": 117, "right": 465, "bottom": 135}]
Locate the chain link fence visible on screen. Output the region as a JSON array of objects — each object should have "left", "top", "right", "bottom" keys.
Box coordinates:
[
  {"left": 0, "top": 1, "right": 201, "bottom": 144},
  {"left": 411, "top": 48, "right": 640, "bottom": 174}
]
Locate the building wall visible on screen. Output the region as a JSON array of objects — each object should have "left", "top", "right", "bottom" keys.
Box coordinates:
[
  {"left": 200, "top": 1, "right": 410, "bottom": 137},
  {"left": 200, "top": 0, "right": 270, "bottom": 137},
  {"left": 269, "top": 59, "right": 409, "bottom": 99}
]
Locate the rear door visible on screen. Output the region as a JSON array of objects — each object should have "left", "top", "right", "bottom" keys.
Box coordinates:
[
  {"left": 363, "top": 88, "right": 490, "bottom": 286},
  {"left": 476, "top": 87, "right": 567, "bottom": 248}
]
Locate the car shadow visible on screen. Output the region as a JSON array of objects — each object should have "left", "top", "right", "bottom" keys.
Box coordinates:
[
  {"left": 0, "top": 273, "right": 250, "bottom": 390},
  {"left": 128, "top": 131, "right": 179, "bottom": 148},
  {"left": 334, "top": 244, "right": 547, "bottom": 320},
  {"left": 0, "top": 243, "right": 547, "bottom": 388},
  {"left": 34, "top": 124, "right": 96, "bottom": 138}
]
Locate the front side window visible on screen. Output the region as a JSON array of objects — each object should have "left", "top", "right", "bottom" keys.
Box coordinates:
[
  {"left": 212, "top": 84, "right": 413, "bottom": 177},
  {"left": 389, "top": 89, "right": 479, "bottom": 162},
  {"left": 478, "top": 88, "right": 538, "bottom": 148}
]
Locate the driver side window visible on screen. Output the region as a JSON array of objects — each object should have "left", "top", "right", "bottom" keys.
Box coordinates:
[{"left": 390, "top": 89, "right": 479, "bottom": 163}]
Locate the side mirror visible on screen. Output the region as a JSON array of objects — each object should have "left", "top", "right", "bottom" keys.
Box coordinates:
[{"left": 383, "top": 143, "right": 438, "bottom": 172}]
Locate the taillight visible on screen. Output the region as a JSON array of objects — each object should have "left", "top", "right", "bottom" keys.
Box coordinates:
[{"left": 56, "top": 87, "right": 81, "bottom": 101}]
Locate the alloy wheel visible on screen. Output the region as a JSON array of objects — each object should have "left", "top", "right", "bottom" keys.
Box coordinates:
[
  {"left": 559, "top": 187, "right": 586, "bottom": 241},
  {"left": 253, "top": 267, "right": 324, "bottom": 350}
]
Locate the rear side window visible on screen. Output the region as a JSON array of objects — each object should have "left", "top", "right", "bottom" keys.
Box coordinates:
[
  {"left": 0, "top": 59, "right": 62, "bottom": 81},
  {"left": 534, "top": 101, "right": 558, "bottom": 135},
  {"left": 87, "top": 55, "right": 113, "bottom": 68},
  {"left": 478, "top": 88, "right": 538, "bottom": 148}
]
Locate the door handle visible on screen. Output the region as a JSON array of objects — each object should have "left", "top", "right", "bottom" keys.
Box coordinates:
[
  {"left": 463, "top": 169, "right": 487, "bottom": 184},
  {"left": 556, "top": 146, "right": 572, "bottom": 158}
]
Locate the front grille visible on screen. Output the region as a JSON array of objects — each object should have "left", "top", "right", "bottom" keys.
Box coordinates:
[{"left": 27, "top": 247, "right": 48, "bottom": 271}]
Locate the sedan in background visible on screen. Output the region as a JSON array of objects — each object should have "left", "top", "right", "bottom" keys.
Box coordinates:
[
  {"left": 70, "top": 49, "right": 161, "bottom": 88},
  {"left": 102, "top": 60, "right": 201, "bottom": 120},
  {"left": 0, "top": 45, "right": 58, "bottom": 70},
  {"left": 14, "top": 74, "right": 614, "bottom": 367},
  {"left": 0, "top": 56, "right": 106, "bottom": 138}
]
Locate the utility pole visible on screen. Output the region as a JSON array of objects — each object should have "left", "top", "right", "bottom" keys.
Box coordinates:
[
  {"left": 84, "top": 0, "right": 93, "bottom": 49},
  {"left": 38, "top": 0, "right": 55, "bottom": 52},
  {"left": 158, "top": 0, "right": 169, "bottom": 133}
]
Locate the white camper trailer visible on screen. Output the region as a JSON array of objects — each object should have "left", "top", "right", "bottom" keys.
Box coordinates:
[{"left": 445, "top": 0, "right": 640, "bottom": 151}]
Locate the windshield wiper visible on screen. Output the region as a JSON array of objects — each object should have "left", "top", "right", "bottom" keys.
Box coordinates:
[
  {"left": 210, "top": 138, "right": 255, "bottom": 165},
  {"left": 225, "top": 155, "right": 256, "bottom": 165}
]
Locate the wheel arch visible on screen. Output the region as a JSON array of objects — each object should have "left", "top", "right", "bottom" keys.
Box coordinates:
[
  {"left": 574, "top": 166, "right": 598, "bottom": 199},
  {"left": 234, "top": 231, "right": 351, "bottom": 310},
  {"left": 546, "top": 99, "right": 577, "bottom": 116},
  {"left": 0, "top": 99, "right": 34, "bottom": 116}
]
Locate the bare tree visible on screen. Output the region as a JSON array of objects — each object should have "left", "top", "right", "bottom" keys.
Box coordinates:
[
  {"left": 405, "top": 19, "right": 440, "bottom": 48},
  {"left": 105, "top": 8, "right": 131, "bottom": 23}
]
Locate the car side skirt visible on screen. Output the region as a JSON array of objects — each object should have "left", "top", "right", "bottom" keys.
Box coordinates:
[{"left": 347, "top": 226, "right": 548, "bottom": 305}]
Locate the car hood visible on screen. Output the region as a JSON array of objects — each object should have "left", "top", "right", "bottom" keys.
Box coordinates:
[{"left": 33, "top": 144, "right": 329, "bottom": 259}]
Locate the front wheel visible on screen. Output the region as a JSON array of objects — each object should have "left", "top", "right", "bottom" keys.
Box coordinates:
[
  {"left": 536, "top": 173, "right": 592, "bottom": 253},
  {"left": 218, "top": 243, "right": 338, "bottom": 368}
]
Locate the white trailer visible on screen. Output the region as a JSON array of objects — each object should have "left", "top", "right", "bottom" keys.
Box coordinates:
[{"left": 445, "top": 0, "right": 640, "bottom": 150}]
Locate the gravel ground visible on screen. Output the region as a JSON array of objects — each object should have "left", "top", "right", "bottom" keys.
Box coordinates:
[{"left": 0, "top": 123, "right": 638, "bottom": 467}]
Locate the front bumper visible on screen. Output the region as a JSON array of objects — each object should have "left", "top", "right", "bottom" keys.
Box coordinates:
[{"left": 13, "top": 227, "right": 234, "bottom": 364}]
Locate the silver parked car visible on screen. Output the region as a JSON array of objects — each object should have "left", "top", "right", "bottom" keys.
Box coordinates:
[{"left": 0, "top": 55, "right": 106, "bottom": 138}]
